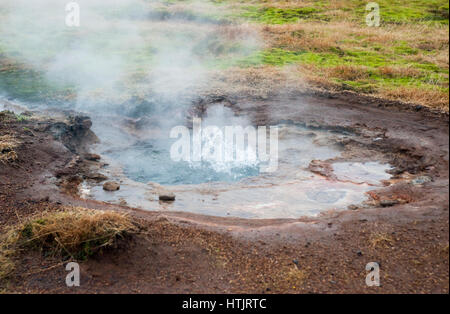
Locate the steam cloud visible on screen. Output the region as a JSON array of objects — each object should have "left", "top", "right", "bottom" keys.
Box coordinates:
[
  {"left": 0, "top": 0, "right": 260, "bottom": 115},
  {"left": 0, "top": 0, "right": 264, "bottom": 184}
]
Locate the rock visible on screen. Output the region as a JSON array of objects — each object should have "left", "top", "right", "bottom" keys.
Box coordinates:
[
  {"left": 103, "top": 181, "right": 120, "bottom": 191},
  {"left": 380, "top": 199, "right": 400, "bottom": 207},
  {"left": 292, "top": 259, "right": 299, "bottom": 266},
  {"left": 46, "top": 115, "right": 98, "bottom": 153},
  {"left": 307, "top": 160, "right": 337, "bottom": 180},
  {"left": 85, "top": 173, "right": 108, "bottom": 182},
  {"left": 356, "top": 250, "right": 363, "bottom": 257},
  {"left": 159, "top": 192, "right": 175, "bottom": 202},
  {"left": 84, "top": 153, "right": 101, "bottom": 161},
  {"left": 348, "top": 205, "right": 359, "bottom": 210},
  {"left": 414, "top": 105, "right": 423, "bottom": 111}
]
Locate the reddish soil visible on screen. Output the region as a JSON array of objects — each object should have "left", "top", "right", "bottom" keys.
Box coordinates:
[{"left": 0, "top": 91, "right": 448, "bottom": 293}]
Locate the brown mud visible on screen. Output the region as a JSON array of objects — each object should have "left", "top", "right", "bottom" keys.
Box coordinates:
[{"left": 0, "top": 91, "right": 448, "bottom": 293}]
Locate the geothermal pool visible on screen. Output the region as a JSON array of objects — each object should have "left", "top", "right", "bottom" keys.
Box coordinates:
[
  {"left": 0, "top": 96, "right": 393, "bottom": 219},
  {"left": 78, "top": 105, "right": 393, "bottom": 219}
]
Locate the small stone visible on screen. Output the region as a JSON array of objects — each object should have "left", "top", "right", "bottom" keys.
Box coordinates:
[
  {"left": 159, "top": 192, "right": 175, "bottom": 202},
  {"left": 414, "top": 105, "right": 423, "bottom": 111},
  {"left": 84, "top": 153, "right": 101, "bottom": 161},
  {"left": 85, "top": 173, "right": 108, "bottom": 182},
  {"left": 103, "top": 181, "right": 120, "bottom": 191},
  {"left": 348, "top": 205, "right": 359, "bottom": 210},
  {"left": 380, "top": 199, "right": 399, "bottom": 207},
  {"left": 156, "top": 217, "right": 169, "bottom": 223},
  {"left": 356, "top": 250, "right": 363, "bottom": 257},
  {"left": 293, "top": 259, "right": 299, "bottom": 266}
]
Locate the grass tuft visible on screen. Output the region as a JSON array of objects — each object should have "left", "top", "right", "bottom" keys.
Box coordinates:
[
  {"left": 369, "top": 233, "right": 394, "bottom": 249},
  {"left": 0, "top": 134, "right": 19, "bottom": 164},
  {"left": 0, "top": 207, "right": 138, "bottom": 278}
]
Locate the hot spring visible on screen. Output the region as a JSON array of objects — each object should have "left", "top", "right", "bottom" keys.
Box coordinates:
[{"left": 75, "top": 102, "right": 394, "bottom": 219}]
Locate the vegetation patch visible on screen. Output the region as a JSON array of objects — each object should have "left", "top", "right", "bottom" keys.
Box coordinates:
[
  {"left": 239, "top": 6, "right": 325, "bottom": 24},
  {"left": 352, "top": 0, "right": 449, "bottom": 25},
  {"left": 0, "top": 207, "right": 138, "bottom": 278},
  {"left": 0, "top": 57, "right": 76, "bottom": 104},
  {"left": 0, "top": 134, "right": 19, "bottom": 164}
]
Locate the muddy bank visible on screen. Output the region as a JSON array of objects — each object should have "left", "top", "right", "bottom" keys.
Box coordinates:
[{"left": 0, "top": 92, "right": 448, "bottom": 293}]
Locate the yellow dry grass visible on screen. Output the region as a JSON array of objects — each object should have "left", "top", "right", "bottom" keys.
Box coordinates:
[
  {"left": 0, "top": 134, "right": 19, "bottom": 164},
  {"left": 380, "top": 86, "right": 449, "bottom": 111},
  {"left": 282, "top": 265, "right": 308, "bottom": 289},
  {"left": 328, "top": 64, "right": 370, "bottom": 80},
  {"left": 369, "top": 233, "right": 394, "bottom": 249},
  {"left": 0, "top": 207, "right": 138, "bottom": 278}
]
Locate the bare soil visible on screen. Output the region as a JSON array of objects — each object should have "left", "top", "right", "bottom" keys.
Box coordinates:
[{"left": 0, "top": 91, "right": 448, "bottom": 293}]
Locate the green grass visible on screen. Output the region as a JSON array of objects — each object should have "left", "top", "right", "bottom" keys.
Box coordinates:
[
  {"left": 238, "top": 6, "right": 327, "bottom": 24},
  {"left": 230, "top": 0, "right": 449, "bottom": 25},
  {"left": 352, "top": 0, "right": 449, "bottom": 25}
]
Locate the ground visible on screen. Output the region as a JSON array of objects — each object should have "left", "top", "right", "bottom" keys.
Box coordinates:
[{"left": 0, "top": 91, "right": 448, "bottom": 293}]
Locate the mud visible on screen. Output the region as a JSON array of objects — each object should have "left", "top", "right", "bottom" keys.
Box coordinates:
[{"left": 0, "top": 91, "right": 448, "bottom": 293}]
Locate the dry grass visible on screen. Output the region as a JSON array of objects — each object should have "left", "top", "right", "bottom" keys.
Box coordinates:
[
  {"left": 263, "top": 21, "right": 448, "bottom": 53},
  {"left": 328, "top": 65, "right": 370, "bottom": 80},
  {"left": 380, "top": 86, "right": 449, "bottom": 110},
  {"left": 208, "top": 65, "right": 306, "bottom": 98},
  {"left": 251, "top": 18, "right": 449, "bottom": 110},
  {"left": 283, "top": 265, "right": 308, "bottom": 289},
  {"left": 0, "top": 207, "right": 138, "bottom": 278},
  {"left": 369, "top": 233, "right": 394, "bottom": 249},
  {"left": 0, "top": 134, "right": 19, "bottom": 164},
  {"left": 377, "top": 66, "right": 422, "bottom": 79}
]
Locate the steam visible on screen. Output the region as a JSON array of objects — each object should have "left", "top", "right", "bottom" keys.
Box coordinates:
[
  {"left": 0, "top": 0, "right": 260, "bottom": 114},
  {"left": 0, "top": 0, "right": 265, "bottom": 184}
]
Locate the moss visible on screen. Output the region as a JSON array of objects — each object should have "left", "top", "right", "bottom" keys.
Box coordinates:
[
  {"left": 394, "top": 45, "right": 419, "bottom": 56},
  {"left": 352, "top": 0, "right": 449, "bottom": 25},
  {"left": 239, "top": 6, "right": 326, "bottom": 24}
]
